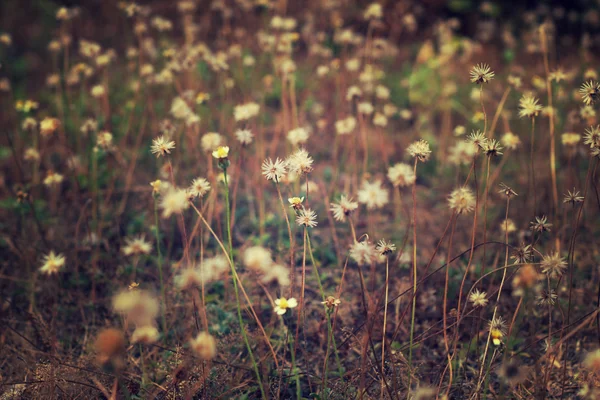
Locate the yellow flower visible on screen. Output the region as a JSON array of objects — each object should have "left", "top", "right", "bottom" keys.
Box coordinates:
[
  {"left": 212, "top": 145, "right": 229, "bottom": 159},
  {"left": 196, "top": 92, "right": 210, "bottom": 104},
  {"left": 150, "top": 180, "right": 163, "bottom": 194},
  {"left": 288, "top": 196, "right": 304, "bottom": 210},
  {"left": 40, "top": 251, "right": 66, "bottom": 275},
  {"left": 274, "top": 297, "right": 298, "bottom": 315}
]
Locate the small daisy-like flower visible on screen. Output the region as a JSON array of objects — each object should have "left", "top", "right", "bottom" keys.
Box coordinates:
[
  {"left": 583, "top": 125, "right": 600, "bottom": 149},
  {"left": 150, "top": 135, "right": 175, "bottom": 157},
  {"left": 470, "top": 63, "right": 495, "bottom": 84},
  {"left": 122, "top": 235, "right": 152, "bottom": 256},
  {"left": 40, "top": 251, "right": 66, "bottom": 275},
  {"left": 261, "top": 157, "right": 287, "bottom": 182},
  {"left": 190, "top": 332, "right": 217, "bottom": 360},
  {"left": 288, "top": 196, "right": 304, "bottom": 210},
  {"left": 235, "top": 129, "right": 254, "bottom": 145},
  {"left": 375, "top": 239, "right": 396, "bottom": 256},
  {"left": 518, "top": 93, "right": 543, "bottom": 119},
  {"left": 530, "top": 215, "right": 552, "bottom": 233},
  {"left": 43, "top": 170, "right": 64, "bottom": 187},
  {"left": 511, "top": 243, "right": 533, "bottom": 265},
  {"left": 469, "top": 289, "right": 488, "bottom": 307},
  {"left": 406, "top": 139, "right": 432, "bottom": 162},
  {"left": 287, "top": 127, "right": 310, "bottom": 146},
  {"left": 330, "top": 194, "right": 359, "bottom": 222},
  {"left": 188, "top": 177, "right": 211, "bottom": 198},
  {"left": 160, "top": 187, "right": 189, "bottom": 218},
  {"left": 150, "top": 179, "right": 163, "bottom": 195},
  {"left": 489, "top": 316, "right": 507, "bottom": 346},
  {"left": 212, "top": 145, "right": 229, "bottom": 159},
  {"left": 358, "top": 179, "right": 389, "bottom": 209},
  {"left": 322, "top": 296, "right": 341, "bottom": 310},
  {"left": 40, "top": 117, "right": 61, "bottom": 137},
  {"left": 548, "top": 68, "right": 567, "bottom": 83},
  {"left": 540, "top": 252, "right": 567, "bottom": 278},
  {"left": 387, "top": 163, "right": 416, "bottom": 187},
  {"left": 563, "top": 188, "right": 584, "bottom": 205},
  {"left": 498, "top": 182, "right": 518, "bottom": 198},
  {"left": 286, "top": 148, "right": 314, "bottom": 175},
  {"left": 448, "top": 187, "right": 476, "bottom": 214},
  {"left": 468, "top": 130, "right": 487, "bottom": 150},
  {"left": 274, "top": 297, "right": 298, "bottom": 315},
  {"left": 579, "top": 80, "right": 600, "bottom": 105},
  {"left": 296, "top": 208, "right": 317, "bottom": 228}
]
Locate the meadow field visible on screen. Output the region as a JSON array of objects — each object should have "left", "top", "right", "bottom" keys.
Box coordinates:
[{"left": 2, "top": 0, "right": 600, "bottom": 398}]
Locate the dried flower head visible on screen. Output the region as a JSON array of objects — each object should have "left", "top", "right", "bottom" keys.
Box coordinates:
[
  {"left": 407, "top": 139, "right": 432, "bottom": 162},
  {"left": 470, "top": 63, "right": 495, "bottom": 84},
  {"left": 375, "top": 239, "right": 396, "bottom": 256},
  {"left": 469, "top": 289, "right": 488, "bottom": 307},
  {"left": 489, "top": 316, "right": 507, "bottom": 346},
  {"left": 536, "top": 288, "right": 558, "bottom": 306},
  {"left": 131, "top": 325, "right": 159, "bottom": 344},
  {"left": 40, "top": 251, "right": 66, "bottom": 275},
  {"left": 468, "top": 130, "right": 487, "bottom": 150},
  {"left": 296, "top": 208, "right": 317, "bottom": 228},
  {"left": 150, "top": 135, "right": 175, "bottom": 157},
  {"left": 261, "top": 157, "right": 287, "bottom": 182},
  {"left": 563, "top": 188, "right": 584, "bottom": 205},
  {"left": 498, "top": 183, "right": 518, "bottom": 198},
  {"left": 530, "top": 215, "right": 552, "bottom": 233},
  {"left": 160, "top": 187, "right": 189, "bottom": 218},
  {"left": 511, "top": 244, "right": 533, "bottom": 265},
  {"left": 286, "top": 148, "right": 314, "bottom": 175},
  {"left": 580, "top": 80, "right": 600, "bottom": 106},
  {"left": 330, "top": 195, "right": 359, "bottom": 222},
  {"left": 448, "top": 187, "right": 476, "bottom": 214},
  {"left": 322, "top": 296, "right": 341, "bottom": 310},
  {"left": 235, "top": 129, "right": 254, "bottom": 146},
  {"left": 518, "top": 93, "right": 543, "bottom": 119},
  {"left": 540, "top": 252, "right": 567, "bottom": 279},
  {"left": 188, "top": 177, "right": 211, "bottom": 198},
  {"left": 584, "top": 125, "right": 600, "bottom": 149},
  {"left": 387, "top": 163, "right": 416, "bottom": 187},
  {"left": 190, "top": 332, "right": 217, "bottom": 360},
  {"left": 122, "top": 235, "right": 152, "bottom": 257},
  {"left": 358, "top": 179, "right": 389, "bottom": 209}
]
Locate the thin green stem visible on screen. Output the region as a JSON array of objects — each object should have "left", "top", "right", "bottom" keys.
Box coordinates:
[
  {"left": 153, "top": 196, "right": 167, "bottom": 335},
  {"left": 407, "top": 158, "right": 419, "bottom": 393}
]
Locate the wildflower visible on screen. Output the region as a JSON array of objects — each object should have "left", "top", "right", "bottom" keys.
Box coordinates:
[
  {"left": 358, "top": 102, "right": 374, "bottom": 115},
  {"left": 536, "top": 289, "right": 558, "bottom": 306},
  {"left": 122, "top": 236, "right": 152, "bottom": 257},
  {"left": 95, "top": 328, "right": 125, "bottom": 368},
  {"left": 518, "top": 93, "right": 543, "bottom": 118},
  {"left": 261, "top": 158, "right": 287, "bottom": 182},
  {"left": 335, "top": 116, "right": 357, "bottom": 135},
  {"left": 235, "top": 129, "right": 254, "bottom": 146},
  {"left": 468, "top": 130, "right": 487, "bottom": 149},
  {"left": 212, "top": 145, "right": 229, "bottom": 159},
  {"left": 530, "top": 215, "right": 552, "bottom": 233},
  {"left": 150, "top": 136, "right": 175, "bottom": 157},
  {"left": 296, "top": 208, "right": 318, "bottom": 228},
  {"left": 43, "top": 171, "right": 64, "bottom": 187},
  {"left": 40, "top": 117, "right": 61, "bottom": 137},
  {"left": 548, "top": 68, "right": 567, "bottom": 83},
  {"left": 561, "top": 133, "right": 581, "bottom": 146},
  {"left": 188, "top": 177, "right": 211, "bottom": 198},
  {"left": 581, "top": 105, "right": 596, "bottom": 119},
  {"left": 511, "top": 244, "right": 533, "bottom": 265},
  {"left": 174, "top": 268, "right": 204, "bottom": 290},
  {"left": 286, "top": 148, "right": 314, "bottom": 175},
  {"left": 498, "top": 182, "right": 518, "bottom": 198},
  {"left": 489, "top": 316, "right": 507, "bottom": 346},
  {"left": 287, "top": 127, "right": 310, "bottom": 146},
  {"left": 190, "top": 332, "right": 217, "bottom": 360},
  {"left": 91, "top": 85, "right": 106, "bottom": 98},
  {"left": 387, "top": 163, "right": 416, "bottom": 187},
  {"left": 330, "top": 194, "right": 359, "bottom": 222},
  {"left": 160, "top": 187, "right": 189, "bottom": 218},
  {"left": 583, "top": 125, "right": 600, "bottom": 149},
  {"left": 500, "top": 218, "right": 516, "bottom": 234},
  {"left": 112, "top": 289, "right": 159, "bottom": 327},
  {"left": 150, "top": 179, "right": 164, "bottom": 195},
  {"left": 469, "top": 289, "right": 488, "bottom": 307},
  {"left": 128, "top": 282, "right": 139, "bottom": 290},
  {"left": 349, "top": 240, "right": 381, "bottom": 266},
  {"left": 448, "top": 187, "right": 476, "bottom": 214},
  {"left": 579, "top": 80, "right": 600, "bottom": 105},
  {"left": 131, "top": 325, "right": 159, "bottom": 344},
  {"left": 233, "top": 102, "right": 260, "bottom": 121},
  {"left": 201, "top": 132, "right": 223, "bottom": 152},
  {"left": 407, "top": 139, "right": 432, "bottom": 162},
  {"left": 40, "top": 251, "right": 66, "bottom": 275},
  {"left": 274, "top": 297, "right": 298, "bottom": 315},
  {"left": 470, "top": 63, "right": 494, "bottom": 84},
  {"left": 563, "top": 188, "right": 584, "bottom": 205},
  {"left": 373, "top": 113, "right": 388, "bottom": 127},
  {"left": 583, "top": 349, "right": 600, "bottom": 372},
  {"left": 501, "top": 132, "right": 521, "bottom": 150},
  {"left": 170, "top": 97, "right": 193, "bottom": 120},
  {"left": 540, "top": 252, "right": 567, "bottom": 279},
  {"left": 364, "top": 2, "right": 383, "bottom": 20},
  {"left": 375, "top": 239, "right": 396, "bottom": 256},
  {"left": 358, "top": 179, "right": 389, "bottom": 209},
  {"left": 322, "top": 296, "right": 341, "bottom": 310},
  {"left": 24, "top": 148, "right": 40, "bottom": 162},
  {"left": 288, "top": 196, "right": 304, "bottom": 210},
  {"left": 195, "top": 92, "right": 210, "bottom": 104}
]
